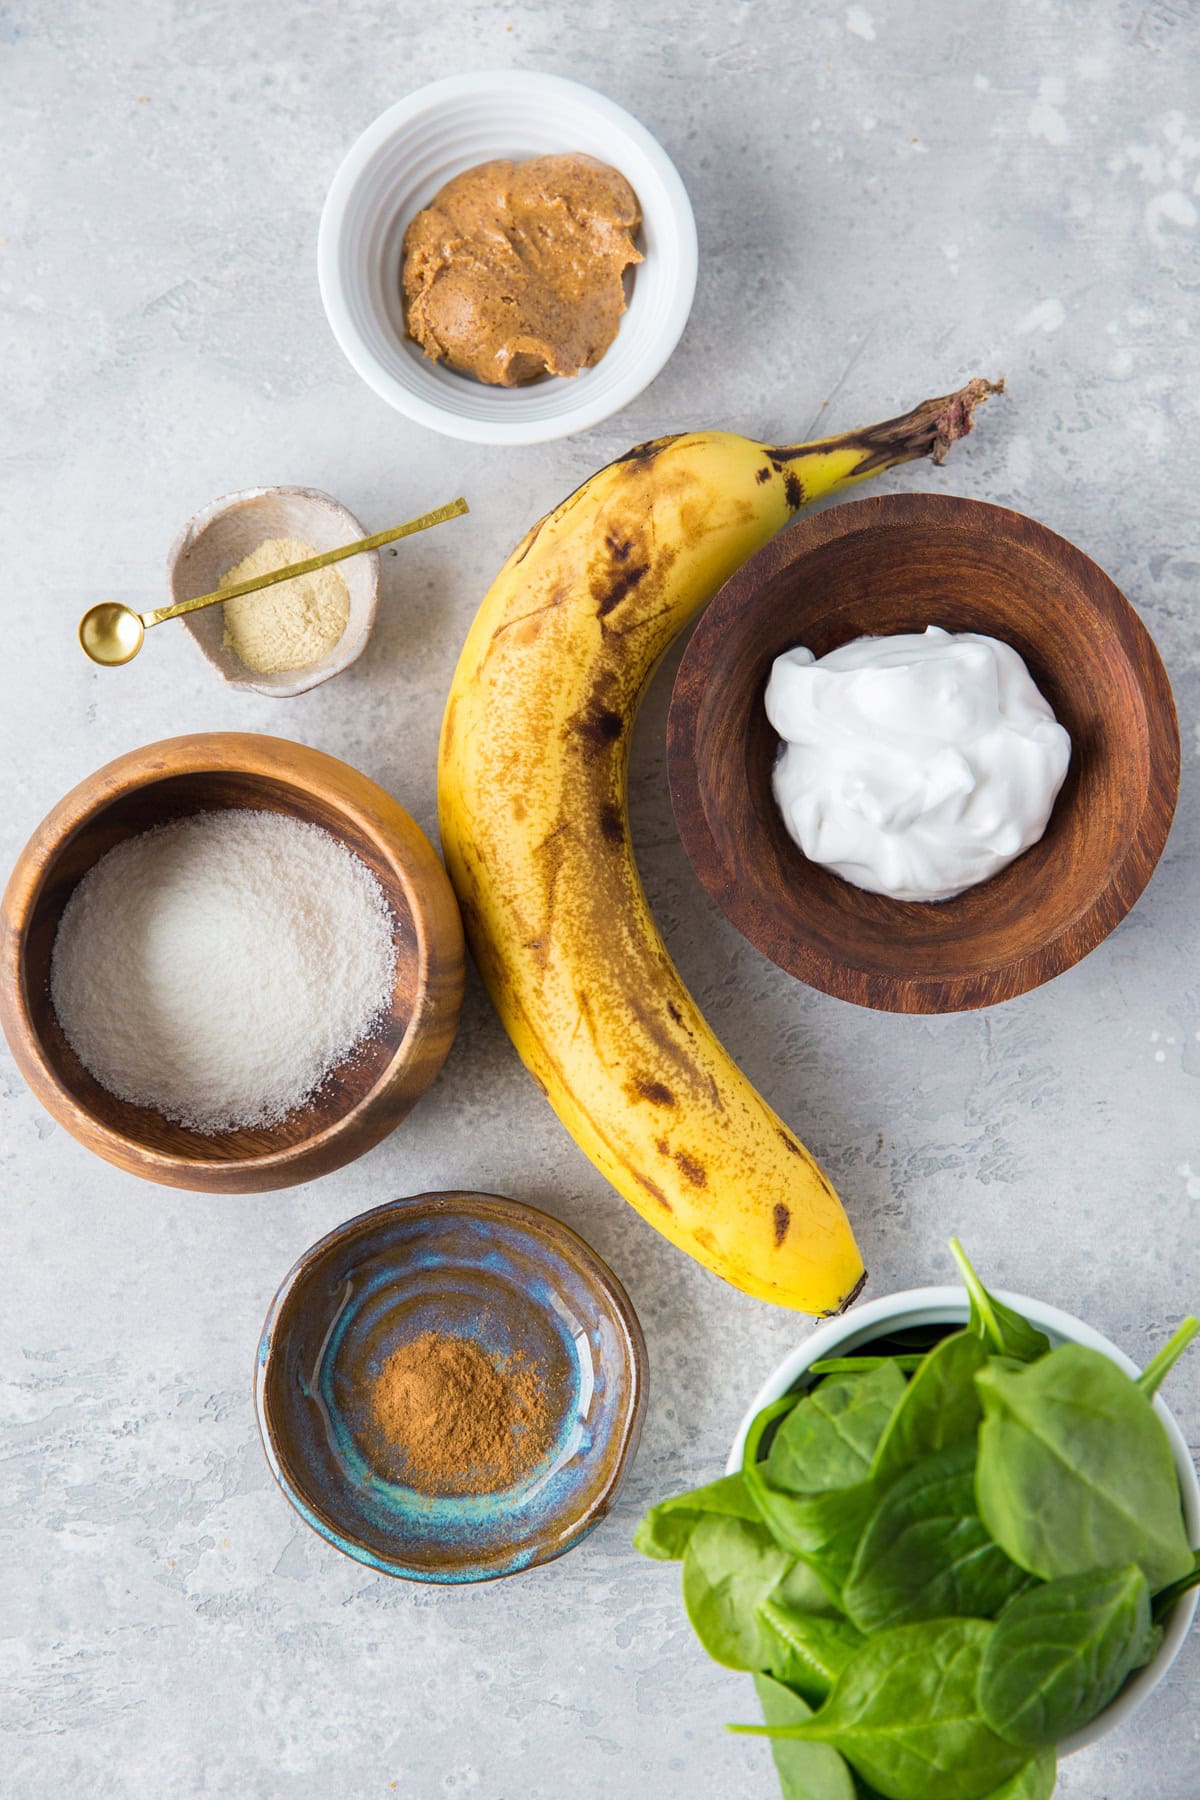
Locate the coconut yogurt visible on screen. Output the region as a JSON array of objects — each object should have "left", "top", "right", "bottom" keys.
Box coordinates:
[{"left": 764, "top": 626, "right": 1071, "bottom": 903}]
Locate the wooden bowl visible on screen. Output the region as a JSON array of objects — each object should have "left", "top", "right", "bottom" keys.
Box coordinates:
[
  {"left": 667, "top": 494, "right": 1179, "bottom": 1013},
  {"left": 0, "top": 733, "right": 464, "bottom": 1190},
  {"left": 169, "top": 486, "right": 380, "bottom": 698}
]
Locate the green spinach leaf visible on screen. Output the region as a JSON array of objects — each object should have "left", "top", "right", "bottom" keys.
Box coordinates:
[
  {"left": 634, "top": 1471, "right": 760, "bottom": 1561},
  {"left": 1151, "top": 1551, "right": 1200, "bottom": 1624},
  {"left": 1136, "top": 1316, "right": 1199, "bottom": 1399},
  {"left": 979, "top": 1753, "right": 1057, "bottom": 1799},
  {"left": 949, "top": 1240, "right": 1050, "bottom": 1364},
  {"left": 978, "top": 1564, "right": 1156, "bottom": 1747},
  {"left": 758, "top": 1598, "right": 866, "bottom": 1704},
  {"left": 736, "top": 1618, "right": 1028, "bottom": 1800},
  {"left": 872, "top": 1331, "right": 987, "bottom": 1485},
  {"left": 752, "top": 1674, "right": 859, "bottom": 1800},
  {"left": 749, "top": 1479, "right": 878, "bottom": 1605},
  {"left": 975, "top": 1345, "right": 1194, "bottom": 1590},
  {"left": 743, "top": 1395, "right": 879, "bottom": 1603},
  {"left": 844, "top": 1444, "right": 1030, "bottom": 1634},
  {"left": 766, "top": 1362, "right": 908, "bottom": 1494},
  {"left": 681, "top": 1512, "right": 792, "bottom": 1670},
  {"left": 810, "top": 1356, "right": 926, "bottom": 1376},
  {"left": 776, "top": 1556, "right": 843, "bottom": 1617}
]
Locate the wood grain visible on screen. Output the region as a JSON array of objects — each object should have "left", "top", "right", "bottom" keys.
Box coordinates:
[
  {"left": 0, "top": 733, "right": 465, "bottom": 1189},
  {"left": 667, "top": 493, "right": 1180, "bottom": 1014}
]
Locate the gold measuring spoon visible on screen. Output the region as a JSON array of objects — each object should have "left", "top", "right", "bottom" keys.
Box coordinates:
[{"left": 78, "top": 497, "right": 470, "bottom": 666}]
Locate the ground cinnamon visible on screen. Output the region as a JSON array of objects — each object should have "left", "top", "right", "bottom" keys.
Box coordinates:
[{"left": 364, "top": 1330, "right": 557, "bottom": 1496}]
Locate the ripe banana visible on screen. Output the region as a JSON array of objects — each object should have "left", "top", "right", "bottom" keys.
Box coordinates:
[{"left": 439, "top": 381, "right": 1000, "bottom": 1314}]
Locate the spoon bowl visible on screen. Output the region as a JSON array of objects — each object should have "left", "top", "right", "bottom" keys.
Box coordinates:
[{"left": 79, "top": 602, "right": 145, "bottom": 666}]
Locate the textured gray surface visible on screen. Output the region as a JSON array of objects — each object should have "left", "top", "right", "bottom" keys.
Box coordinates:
[{"left": 2, "top": 2, "right": 1199, "bottom": 1795}]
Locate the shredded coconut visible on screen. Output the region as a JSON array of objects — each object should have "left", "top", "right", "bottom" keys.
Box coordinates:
[
  {"left": 220, "top": 537, "right": 350, "bottom": 674},
  {"left": 49, "top": 809, "right": 397, "bottom": 1133}
]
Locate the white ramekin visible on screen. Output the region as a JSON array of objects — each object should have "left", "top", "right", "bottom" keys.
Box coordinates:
[
  {"left": 727, "top": 1285, "right": 1200, "bottom": 1756},
  {"left": 318, "top": 70, "right": 698, "bottom": 446}
]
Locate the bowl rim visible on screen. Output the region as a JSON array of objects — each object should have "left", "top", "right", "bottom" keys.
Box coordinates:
[
  {"left": 254, "top": 1190, "right": 649, "bottom": 1583},
  {"left": 316, "top": 68, "right": 699, "bottom": 445},
  {"left": 0, "top": 732, "right": 464, "bottom": 1190},
  {"left": 667, "top": 491, "right": 1181, "bottom": 1013},
  {"left": 166, "top": 484, "right": 381, "bottom": 699},
  {"left": 726, "top": 1283, "right": 1200, "bottom": 1756}
]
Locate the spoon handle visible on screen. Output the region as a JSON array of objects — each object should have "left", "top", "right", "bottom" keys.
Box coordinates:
[{"left": 140, "top": 497, "right": 470, "bottom": 629}]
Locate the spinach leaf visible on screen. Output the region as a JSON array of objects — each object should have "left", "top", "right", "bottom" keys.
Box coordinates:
[
  {"left": 776, "top": 1557, "right": 843, "bottom": 1617},
  {"left": 810, "top": 1356, "right": 926, "bottom": 1376},
  {"left": 758, "top": 1598, "right": 866, "bottom": 1703},
  {"left": 844, "top": 1444, "right": 1030, "bottom": 1634},
  {"left": 978, "top": 1564, "right": 1156, "bottom": 1747},
  {"left": 736, "top": 1618, "right": 1029, "bottom": 1800},
  {"left": 749, "top": 1479, "right": 879, "bottom": 1605},
  {"left": 752, "top": 1674, "right": 859, "bottom": 1800},
  {"left": 949, "top": 1239, "right": 1050, "bottom": 1364},
  {"left": 1137, "top": 1316, "right": 1199, "bottom": 1399},
  {"left": 681, "top": 1512, "right": 791, "bottom": 1670},
  {"left": 766, "top": 1362, "right": 909, "bottom": 1494},
  {"left": 975, "top": 1345, "right": 1194, "bottom": 1591},
  {"left": 1151, "top": 1551, "right": 1200, "bottom": 1625},
  {"left": 744, "top": 1395, "right": 880, "bottom": 1603},
  {"left": 634, "top": 1471, "right": 760, "bottom": 1561},
  {"left": 872, "top": 1331, "right": 987, "bottom": 1484},
  {"left": 979, "top": 1753, "right": 1056, "bottom": 1799}
]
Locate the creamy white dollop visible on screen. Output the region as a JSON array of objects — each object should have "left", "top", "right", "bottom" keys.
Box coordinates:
[{"left": 765, "top": 627, "right": 1071, "bottom": 903}]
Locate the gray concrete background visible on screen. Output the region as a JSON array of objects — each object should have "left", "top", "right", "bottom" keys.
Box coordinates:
[{"left": 2, "top": 1, "right": 1198, "bottom": 1794}]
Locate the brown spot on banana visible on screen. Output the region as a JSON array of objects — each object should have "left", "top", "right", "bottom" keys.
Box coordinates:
[
  {"left": 674, "top": 1151, "right": 708, "bottom": 1188},
  {"left": 632, "top": 1077, "right": 676, "bottom": 1108},
  {"left": 773, "top": 1204, "right": 790, "bottom": 1247},
  {"left": 597, "top": 803, "right": 624, "bottom": 845},
  {"left": 634, "top": 1171, "right": 673, "bottom": 1212},
  {"left": 769, "top": 459, "right": 805, "bottom": 510},
  {"left": 611, "top": 434, "right": 679, "bottom": 467},
  {"left": 595, "top": 561, "right": 651, "bottom": 618},
  {"left": 491, "top": 586, "right": 569, "bottom": 647}
]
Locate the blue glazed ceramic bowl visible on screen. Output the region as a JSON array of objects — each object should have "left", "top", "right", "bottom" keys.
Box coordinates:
[{"left": 255, "top": 1192, "right": 647, "bottom": 1582}]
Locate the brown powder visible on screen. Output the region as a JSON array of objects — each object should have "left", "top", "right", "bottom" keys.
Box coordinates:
[{"left": 364, "top": 1330, "right": 557, "bottom": 1496}]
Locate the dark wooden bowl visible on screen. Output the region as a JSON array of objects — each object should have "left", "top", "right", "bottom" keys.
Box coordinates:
[
  {"left": 0, "top": 733, "right": 465, "bottom": 1189},
  {"left": 667, "top": 494, "right": 1179, "bottom": 1013}
]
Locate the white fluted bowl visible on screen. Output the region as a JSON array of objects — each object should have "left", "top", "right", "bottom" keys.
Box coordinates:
[
  {"left": 318, "top": 70, "right": 698, "bottom": 445},
  {"left": 728, "top": 1286, "right": 1200, "bottom": 1757}
]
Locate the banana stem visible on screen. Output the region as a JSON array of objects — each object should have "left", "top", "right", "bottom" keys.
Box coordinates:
[{"left": 771, "top": 376, "right": 1004, "bottom": 475}]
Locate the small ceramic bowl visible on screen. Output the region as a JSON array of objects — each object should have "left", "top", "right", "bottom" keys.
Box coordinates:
[
  {"left": 727, "top": 1284, "right": 1200, "bottom": 1755},
  {"left": 168, "top": 486, "right": 379, "bottom": 698},
  {"left": 0, "top": 733, "right": 464, "bottom": 1191},
  {"left": 668, "top": 493, "right": 1180, "bottom": 1012},
  {"left": 255, "top": 1193, "right": 647, "bottom": 1582},
  {"left": 318, "top": 69, "right": 698, "bottom": 445}
]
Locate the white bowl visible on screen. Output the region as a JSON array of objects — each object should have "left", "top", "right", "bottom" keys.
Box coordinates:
[
  {"left": 317, "top": 70, "right": 698, "bottom": 445},
  {"left": 168, "top": 486, "right": 380, "bottom": 698},
  {"left": 727, "top": 1285, "right": 1200, "bottom": 1757}
]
